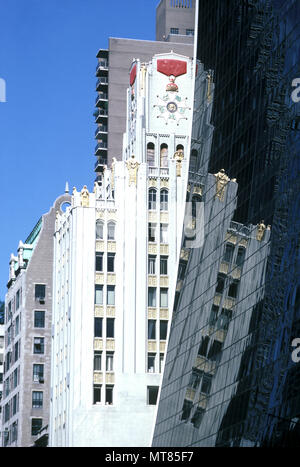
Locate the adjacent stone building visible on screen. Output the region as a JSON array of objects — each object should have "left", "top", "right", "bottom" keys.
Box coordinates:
[{"left": 1, "top": 192, "right": 71, "bottom": 447}]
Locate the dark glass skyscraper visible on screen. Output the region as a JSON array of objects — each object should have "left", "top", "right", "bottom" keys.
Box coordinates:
[{"left": 153, "top": 0, "right": 300, "bottom": 447}]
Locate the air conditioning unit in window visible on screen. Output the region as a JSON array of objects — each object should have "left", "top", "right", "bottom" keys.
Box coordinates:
[
  {"left": 33, "top": 375, "right": 39, "bottom": 382},
  {"left": 39, "top": 377, "right": 44, "bottom": 384},
  {"left": 149, "top": 367, "right": 154, "bottom": 373}
]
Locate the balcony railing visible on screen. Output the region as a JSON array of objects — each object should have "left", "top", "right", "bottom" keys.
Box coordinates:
[
  {"left": 95, "top": 93, "right": 108, "bottom": 105},
  {"left": 94, "top": 109, "right": 108, "bottom": 121},
  {"left": 96, "top": 61, "right": 108, "bottom": 72},
  {"left": 96, "top": 78, "right": 108, "bottom": 89},
  {"left": 95, "top": 142, "right": 108, "bottom": 153},
  {"left": 95, "top": 126, "right": 108, "bottom": 137}
]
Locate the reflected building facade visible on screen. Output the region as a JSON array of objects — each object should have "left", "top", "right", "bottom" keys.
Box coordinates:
[{"left": 153, "top": 0, "right": 300, "bottom": 447}]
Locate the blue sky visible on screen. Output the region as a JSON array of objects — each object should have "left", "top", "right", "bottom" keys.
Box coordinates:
[{"left": 0, "top": 0, "right": 159, "bottom": 299}]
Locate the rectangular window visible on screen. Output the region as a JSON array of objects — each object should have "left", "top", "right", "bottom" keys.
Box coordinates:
[
  {"left": 107, "top": 253, "right": 115, "bottom": 273},
  {"left": 94, "top": 318, "right": 103, "bottom": 338},
  {"left": 160, "top": 256, "right": 168, "bottom": 275},
  {"left": 148, "top": 256, "right": 156, "bottom": 275},
  {"left": 16, "top": 290, "right": 20, "bottom": 310},
  {"left": 14, "top": 368, "right": 18, "bottom": 388},
  {"left": 32, "top": 391, "right": 43, "bottom": 408},
  {"left": 147, "top": 353, "right": 156, "bottom": 373},
  {"left": 106, "top": 385, "right": 113, "bottom": 405},
  {"left": 148, "top": 320, "right": 156, "bottom": 340},
  {"left": 12, "top": 395, "right": 18, "bottom": 415},
  {"left": 14, "top": 341, "right": 19, "bottom": 362},
  {"left": 31, "top": 418, "right": 43, "bottom": 436},
  {"left": 148, "top": 223, "right": 157, "bottom": 242},
  {"left": 107, "top": 286, "right": 115, "bottom": 305},
  {"left": 224, "top": 243, "right": 234, "bottom": 263},
  {"left": 35, "top": 284, "right": 45, "bottom": 301},
  {"left": 94, "top": 351, "right": 102, "bottom": 371},
  {"left": 216, "top": 274, "right": 225, "bottom": 294},
  {"left": 15, "top": 315, "right": 20, "bottom": 335},
  {"left": 106, "top": 352, "right": 114, "bottom": 371},
  {"left": 95, "top": 285, "right": 103, "bottom": 305},
  {"left": 106, "top": 318, "right": 115, "bottom": 338},
  {"left": 93, "top": 385, "right": 102, "bottom": 404},
  {"left": 148, "top": 288, "right": 156, "bottom": 307},
  {"left": 33, "top": 364, "right": 44, "bottom": 383},
  {"left": 34, "top": 310, "right": 45, "bottom": 328},
  {"left": 95, "top": 252, "right": 103, "bottom": 272},
  {"left": 170, "top": 27, "right": 179, "bottom": 34},
  {"left": 160, "top": 224, "right": 168, "bottom": 243},
  {"left": 147, "top": 386, "right": 159, "bottom": 405},
  {"left": 33, "top": 337, "right": 44, "bottom": 354},
  {"left": 186, "top": 28, "right": 194, "bottom": 36},
  {"left": 159, "top": 353, "right": 164, "bottom": 373},
  {"left": 160, "top": 288, "right": 168, "bottom": 308},
  {"left": 235, "top": 246, "right": 246, "bottom": 266},
  {"left": 160, "top": 320, "right": 168, "bottom": 340},
  {"left": 228, "top": 281, "right": 239, "bottom": 298}
]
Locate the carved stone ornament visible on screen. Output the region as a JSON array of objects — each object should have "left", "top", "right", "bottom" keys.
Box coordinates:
[
  {"left": 174, "top": 149, "right": 184, "bottom": 177},
  {"left": 214, "top": 169, "right": 231, "bottom": 202},
  {"left": 80, "top": 185, "right": 89, "bottom": 207},
  {"left": 126, "top": 155, "right": 140, "bottom": 187},
  {"left": 207, "top": 72, "right": 213, "bottom": 102},
  {"left": 256, "top": 220, "right": 267, "bottom": 241}
]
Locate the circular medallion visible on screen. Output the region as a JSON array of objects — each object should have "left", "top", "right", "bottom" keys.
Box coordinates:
[{"left": 166, "top": 102, "right": 178, "bottom": 113}]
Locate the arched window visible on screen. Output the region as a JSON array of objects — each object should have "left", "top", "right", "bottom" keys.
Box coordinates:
[
  {"left": 96, "top": 220, "right": 104, "bottom": 240},
  {"left": 107, "top": 222, "right": 115, "bottom": 241},
  {"left": 190, "top": 149, "right": 198, "bottom": 172},
  {"left": 160, "top": 144, "right": 168, "bottom": 168},
  {"left": 147, "top": 142, "right": 155, "bottom": 167},
  {"left": 160, "top": 189, "right": 168, "bottom": 211},
  {"left": 148, "top": 188, "right": 157, "bottom": 210},
  {"left": 176, "top": 144, "right": 184, "bottom": 152}
]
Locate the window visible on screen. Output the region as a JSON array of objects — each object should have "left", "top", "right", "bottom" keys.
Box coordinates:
[
  {"left": 224, "top": 243, "right": 234, "bottom": 263},
  {"left": 191, "top": 407, "right": 204, "bottom": 428},
  {"left": 190, "top": 149, "right": 198, "bottom": 172},
  {"left": 147, "top": 386, "right": 159, "bottom": 405},
  {"left": 198, "top": 336, "right": 210, "bottom": 357},
  {"left": 94, "top": 351, "right": 102, "bottom": 371},
  {"left": 148, "top": 288, "right": 156, "bottom": 307},
  {"left": 228, "top": 281, "right": 239, "bottom": 298},
  {"left": 106, "top": 352, "right": 114, "bottom": 371},
  {"left": 160, "top": 189, "right": 168, "bottom": 211},
  {"left": 96, "top": 220, "right": 104, "bottom": 240},
  {"left": 160, "top": 144, "right": 168, "bottom": 167},
  {"left": 207, "top": 339, "right": 223, "bottom": 361},
  {"left": 95, "top": 285, "right": 103, "bottom": 305},
  {"left": 107, "top": 286, "right": 115, "bottom": 306},
  {"left": 148, "top": 223, "right": 157, "bottom": 242},
  {"left": 95, "top": 252, "right": 103, "bottom": 272},
  {"left": 181, "top": 399, "right": 192, "bottom": 420},
  {"left": 148, "top": 320, "right": 156, "bottom": 340},
  {"left": 33, "top": 364, "right": 44, "bottom": 383},
  {"left": 148, "top": 256, "right": 156, "bottom": 275},
  {"left": 12, "top": 395, "right": 18, "bottom": 415},
  {"left": 236, "top": 246, "right": 246, "bottom": 266},
  {"left": 16, "top": 290, "right": 20, "bottom": 310},
  {"left": 186, "top": 28, "right": 194, "bottom": 36},
  {"left": 148, "top": 189, "right": 157, "bottom": 210},
  {"left": 159, "top": 353, "right": 164, "bottom": 373},
  {"left": 160, "top": 288, "right": 168, "bottom": 308},
  {"left": 147, "top": 142, "right": 155, "bottom": 166},
  {"left": 160, "top": 224, "right": 168, "bottom": 243},
  {"left": 201, "top": 374, "right": 212, "bottom": 394},
  {"left": 94, "top": 318, "right": 103, "bottom": 338},
  {"left": 106, "top": 385, "right": 113, "bottom": 405},
  {"left": 170, "top": 27, "right": 179, "bottom": 35},
  {"left": 160, "top": 256, "right": 168, "bottom": 275},
  {"left": 34, "top": 310, "right": 45, "bottom": 328},
  {"left": 93, "top": 385, "right": 101, "bottom": 404},
  {"left": 160, "top": 320, "right": 168, "bottom": 340},
  {"left": 35, "top": 284, "right": 45, "bottom": 301},
  {"left": 107, "top": 222, "right": 115, "bottom": 240},
  {"left": 147, "top": 353, "right": 156, "bottom": 373},
  {"left": 189, "top": 368, "right": 202, "bottom": 389},
  {"left": 15, "top": 315, "right": 20, "bottom": 335},
  {"left": 33, "top": 338, "right": 44, "bottom": 354},
  {"left": 216, "top": 274, "right": 225, "bottom": 294},
  {"left": 107, "top": 253, "right": 115, "bottom": 272},
  {"left": 106, "top": 318, "right": 115, "bottom": 338},
  {"left": 32, "top": 391, "right": 43, "bottom": 408},
  {"left": 31, "top": 418, "right": 42, "bottom": 436},
  {"left": 14, "top": 341, "right": 19, "bottom": 362},
  {"left": 13, "top": 368, "right": 18, "bottom": 387}
]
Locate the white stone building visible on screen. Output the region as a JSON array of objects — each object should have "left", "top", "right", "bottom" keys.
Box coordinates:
[{"left": 49, "top": 52, "right": 207, "bottom": 447}]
